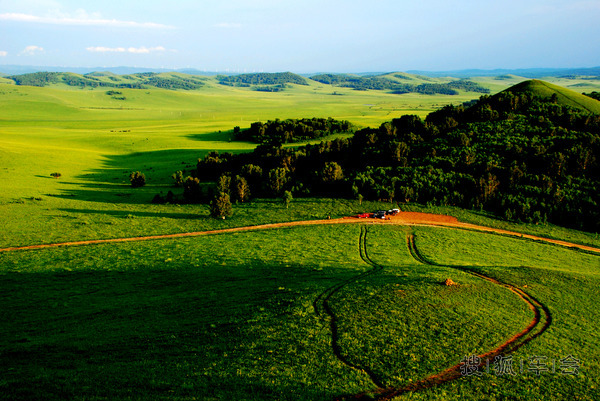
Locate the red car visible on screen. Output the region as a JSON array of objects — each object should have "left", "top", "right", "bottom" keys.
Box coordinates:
[{"left": 357, "top": 213, "right": 371, "bottom": 218}]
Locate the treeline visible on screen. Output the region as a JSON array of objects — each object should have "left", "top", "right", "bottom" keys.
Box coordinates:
[
  {"left": 585, "top": 91, "right": 600, "bottom": 101},
  {"left": 234, "top": 118, "right": 355, "bottom": 144},
  {"left": 187, "top": 88, "right": 600, "bottom": 232},
  {"left": 8, "top": 72, "right": 60, "bottom": 86},
  {"left": 142, "top": 76, "right": 204, "bottom": 90},
  {"left": 7, "top": 72, "right": 204, "bottom": 90},
  {"left": 217, "top": 72, "right": 308, "bottom": 87},
  {"left": 310, "top": 74, "right": 397, "bottom": 90},
  {"left": 310, "top": 74, "right": 489, "bottom": 95}
]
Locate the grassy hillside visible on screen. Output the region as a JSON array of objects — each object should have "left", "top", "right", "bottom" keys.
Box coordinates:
[
  {"left": 2, "top": 74, "right": 600, "bottom": 400},
  {"left": 503, "top": 79, "right": 600, "bottom": 114}
]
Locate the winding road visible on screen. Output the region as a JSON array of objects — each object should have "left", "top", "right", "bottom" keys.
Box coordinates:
[
  {"left": 1, "top": 212, "right": 599, "bottom": 254},
  {"left": 2, "top": 211, "right": 598, "bottom": 400}
]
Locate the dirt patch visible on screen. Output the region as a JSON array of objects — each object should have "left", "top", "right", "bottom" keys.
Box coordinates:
[
  {"left": 389, "top": 211, "right": 459, "bottom": 224},
  {"left": 443, "top": 278, "right": 458, "bottom": 286}
]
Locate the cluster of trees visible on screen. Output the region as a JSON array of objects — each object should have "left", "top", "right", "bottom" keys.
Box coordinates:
[
  {"left": 253, "top": 84, "right": 288, "bottom": 92},
  {"left": 234, "top": 118, "right": 355, "bottom": 144},
  {"left": 310, "top": 74, "right": 398, "bottom": 90},
  {"left": 106, "top": 90, "right": 126, "bottom": 100},
  {"left": 392, "top": 83, "right": 460, "bottom": 95},
  {"left": 142, "top": 76, "right": 204, "bottom": 90},
  {"left": 217, "top": 72, "right": 308, "bottom": 87},
  {"left": 310, "top": 74, "right": 489, "bottom": 95},
  {"left": 7, "top": 72, "right": 204, "bottom": 90},
  {"left": 129, "top": 171, "right": 146, "bottom": 188},
  {"left": 585, "top": 91, "right": 600, "bottom": 101},
  {"left": 8, "top": 72, "right": 60, "bottom": 86},
  {"left": 188, "top": 87, "right": 599, "bottom": 231}
]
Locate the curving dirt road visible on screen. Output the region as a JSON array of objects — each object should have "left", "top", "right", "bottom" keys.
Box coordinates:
[
  {"left": 1, "top": 211, "right": 599, "bottom": 254},
  {"left": 356, "top": 234, "right": 553, "bottom": 400},
  {"left": 1, "top": 211, "right": 596, "bottom": 400}
]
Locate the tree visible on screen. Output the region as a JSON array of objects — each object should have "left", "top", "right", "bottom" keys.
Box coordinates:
[
  {"left": 283, "top": 190, "right": 293, "bottom": 209},
  {"left": 233, "top": 175, "right": 251, "bottom": 203},
  {"left": 357, "top": 193, "right": 363, "bottom": 205},
  {"left": 129, "top": 171, "right": 146, "bottom": 188},
  {"left": 321, "top": 161, "right": 344, "bottom": 183},
  {"left": 172, "top": 170, "right": 184, "bottom": 187},
  {"left": 268, "top": 167, "right": 288, "bottom": 196},
  {"left": 210, "top": 192, "right": 233, "bottom": 219},
  {"left": 217, "top": 174, "right": 231, "bottom": 195},
  {"left": 183, "top": 177, "right": 202, "bottom": 202}
]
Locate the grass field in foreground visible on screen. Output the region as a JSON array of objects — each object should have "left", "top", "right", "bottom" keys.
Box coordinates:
[{"left": 1, "top": 224, "right": 599, "bottom": 400}]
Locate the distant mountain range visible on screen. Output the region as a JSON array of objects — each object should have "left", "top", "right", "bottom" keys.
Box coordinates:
[{"left": 1, "top": 65, "right": 599, "bottom": 78}]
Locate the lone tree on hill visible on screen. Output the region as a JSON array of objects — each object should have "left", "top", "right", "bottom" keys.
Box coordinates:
[
  {"left": 129, "top": 171, "right": 146, "bottom": 188},
  {"left": 210, "top": 192, "right": 233, "bottom": 219}
]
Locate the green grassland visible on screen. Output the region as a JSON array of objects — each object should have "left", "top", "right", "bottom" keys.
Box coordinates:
[
  {"left": 2, "top": 73, "right": 600, "bottom": 400},
  {"left": 2, "top": 74, "right": 600, "bottom": 248},
  {"left": 1, "top": 224, "right": 598, "bottom": 400},
  {"left": 0, "top": 74, "right": 494, "bottom": 248}
]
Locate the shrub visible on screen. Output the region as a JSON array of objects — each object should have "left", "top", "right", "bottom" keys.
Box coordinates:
[{"left": 129, "top": 171, "right": 146, "bottom": 188}]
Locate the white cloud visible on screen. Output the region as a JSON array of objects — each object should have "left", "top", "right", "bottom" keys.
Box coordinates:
[
  {"left": 0, "top": 51, "right": 7, "bottom": 57},
  {"left": 20, "top": 45, "right": 44, "bottom": 55},
  {"left": 0, "top": 12, "right": 173, "bottom": 29},
  {"left": 86, "top": 46, "right": 167, "bottom": 54}
]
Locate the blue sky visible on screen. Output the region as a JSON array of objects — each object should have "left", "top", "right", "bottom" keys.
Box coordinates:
[{"left": 1, "top": 0, "right": 599, "bottom": 72}]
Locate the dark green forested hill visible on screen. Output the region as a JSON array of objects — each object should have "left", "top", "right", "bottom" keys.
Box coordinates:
[
  {"left": 504, "top": 80, "right": 600, "bottom": 114},
  {"left": 6, "top": 71, "right": 206, "bottom": 90},
  {"left": 174, "top": 80, "right": 600, "bottom": 232},
  {"left": 309, "top": 73, "right": 490, "bottom": 95}
]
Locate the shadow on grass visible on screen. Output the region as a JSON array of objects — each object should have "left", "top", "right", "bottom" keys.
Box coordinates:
[
  {"left": 0, "top": 262, "right": 353, "bottom": 401},
  {"left": 59, "top": 208, "right": 203, "bottom": 220},
  {"left": 185, "top": 129, "right": 235, "bottom": 142},
  {"left": 49, "top": 149, "right": 210, "bottom": 205}
]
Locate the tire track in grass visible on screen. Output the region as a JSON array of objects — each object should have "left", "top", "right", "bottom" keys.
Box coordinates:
[
  {"left": 313, "top": 226, "right": 386, "bottom": 391},
  {"left": 351, "top": 234, "right": 552, "bottom": 400}
]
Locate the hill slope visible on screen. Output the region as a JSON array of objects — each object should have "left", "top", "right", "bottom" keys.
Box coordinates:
[{"left": 502, "top": 79, "right": 600, "bottom": 114}]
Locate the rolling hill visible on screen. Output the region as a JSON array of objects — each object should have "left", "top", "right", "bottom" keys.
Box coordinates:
[{"left": 501, "top": 79, "right": 600, "bottom": 114}]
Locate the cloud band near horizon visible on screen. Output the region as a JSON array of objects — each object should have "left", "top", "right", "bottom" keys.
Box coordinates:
[
  {"left": 0, "top": 12, "right": 172, "bottom": 29},
  {"left": 86, "top": 46, "right": 167, "bottom": 54}
]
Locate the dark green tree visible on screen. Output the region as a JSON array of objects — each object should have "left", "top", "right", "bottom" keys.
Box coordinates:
[
  {"left": 233, "top": 175, "right": 251, "bottom": 203},
  {"left": 172, "top": 170, "right": 184, "bottom": 187},
  {"left": 210, "top": 192, "right": 233, "bottom": 219},
  {"left": 217, "top": 174, "right": 232, "bottom": 195},
  {"left": 129, "top": 171, "right": 146, "bottom": 188},
  {"left": 268, "top": 167, "right": 288, "bottom": 196},
  {"left": 183, "top": 177, "right": 202, "bottom": 202},
  {"left": 321, "top": 161, "right": 344, "bottom": 183}
]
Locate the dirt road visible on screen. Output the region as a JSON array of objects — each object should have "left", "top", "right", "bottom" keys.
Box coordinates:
[{"left": 1, "top": 211, "right": 599, "bottom": 254}]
